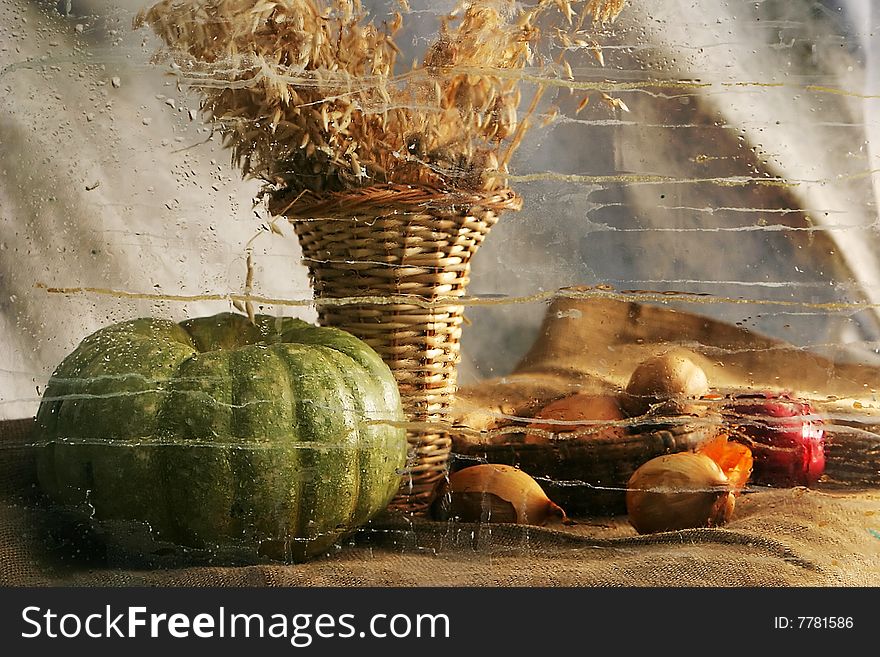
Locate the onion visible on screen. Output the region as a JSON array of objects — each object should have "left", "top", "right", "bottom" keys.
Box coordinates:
[
  {"left": 626, "top": 452, "right": 735, "bottom": 534},
  {"left": 622, "top": 351, "right": 710, "bottom": 416},
  {"left": 432, "top": 464, "right": 570, "bottom": 526},
  {"left": 723, "top": 392, "right": 825, "bottom": 487},
  {"left": 524, "top": 394, "right": 624, "bottom": 444}
]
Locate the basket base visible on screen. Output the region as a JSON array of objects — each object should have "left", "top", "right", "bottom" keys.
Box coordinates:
[{"left": 388, "top": 431, "right": 451, "bottom": 514}]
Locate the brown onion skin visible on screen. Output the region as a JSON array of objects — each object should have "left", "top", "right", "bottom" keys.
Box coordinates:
[
  {"left": 524, "top": 394, "right": 624, "bottom": 444},
  {"left": 432, "top": 464, "right": 569, "bottom": 526},
  {"left": 623, "top": 352, "right": 710, "bottom": 417},
  {"left": 626, "top": 453, "right": 735, "bottom": 534}
]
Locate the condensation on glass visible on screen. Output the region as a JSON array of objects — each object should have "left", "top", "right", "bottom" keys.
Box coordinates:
[{"left": 0, "top": 0, "right": 878, "bottom": 585}]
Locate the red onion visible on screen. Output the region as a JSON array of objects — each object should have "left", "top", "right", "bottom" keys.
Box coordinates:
[{"left": 723, "top": 392, "right": 825, "bottom": 487}]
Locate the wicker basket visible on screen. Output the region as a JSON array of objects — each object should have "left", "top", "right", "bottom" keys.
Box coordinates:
[{"left": 270, "top": 184, "right": 522, "bottom": 513}]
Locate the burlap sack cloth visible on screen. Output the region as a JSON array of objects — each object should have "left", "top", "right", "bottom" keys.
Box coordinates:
[{"left": 2, "top": 297, "right": 878, "bottom": 586}]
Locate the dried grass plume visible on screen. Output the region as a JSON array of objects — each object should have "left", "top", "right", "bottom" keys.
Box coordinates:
[{"left": 135, "top": 0, "right": 625, "bottom": 197}]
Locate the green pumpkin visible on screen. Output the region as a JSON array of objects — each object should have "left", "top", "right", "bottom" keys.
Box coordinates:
[{"left": 35, "top": 312, "right": 407, "bottom": 562}]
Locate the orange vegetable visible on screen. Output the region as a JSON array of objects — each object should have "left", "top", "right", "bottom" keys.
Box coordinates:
[
  {"left": 697, "top": 434, "right": 753, "bottom": 493},
  {"left": 524, "top": 394, "right": 624, "bottom": 444}
]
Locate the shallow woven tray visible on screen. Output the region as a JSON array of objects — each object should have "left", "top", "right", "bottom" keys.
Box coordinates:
[
  {"left": 452, "top": 416, "right": 878, "bottom": 516},
  {"left": 452, "top": 420, "right": 720, "bottom": 515}
]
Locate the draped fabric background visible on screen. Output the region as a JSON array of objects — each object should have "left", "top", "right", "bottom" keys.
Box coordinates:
[
  {"left": 462, "top": 0, "right": 880, "bottom": 379},
  {"left": 1, "top": 0, "right": 879, "bottom": 417}
]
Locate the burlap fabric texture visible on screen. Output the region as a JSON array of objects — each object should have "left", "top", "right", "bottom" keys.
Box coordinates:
[{"left": 1, "top": 414, "right": 877, "bottom": 586}]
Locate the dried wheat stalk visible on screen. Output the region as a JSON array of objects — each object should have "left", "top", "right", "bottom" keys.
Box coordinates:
[{"left": 135, "top": 0, "right": 625, "bottom": 197}]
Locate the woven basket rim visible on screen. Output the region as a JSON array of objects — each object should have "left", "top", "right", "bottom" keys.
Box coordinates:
[
  {"left": 269, "top": 183, "right": 523, "bottom": 219},
  {"left": 453, "top": 421, "right": 720, "bottom": 455}
]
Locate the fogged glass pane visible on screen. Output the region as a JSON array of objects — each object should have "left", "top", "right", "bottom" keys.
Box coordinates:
[{"left": 1, "top": 0, "right": 878, "bottom": 586}]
